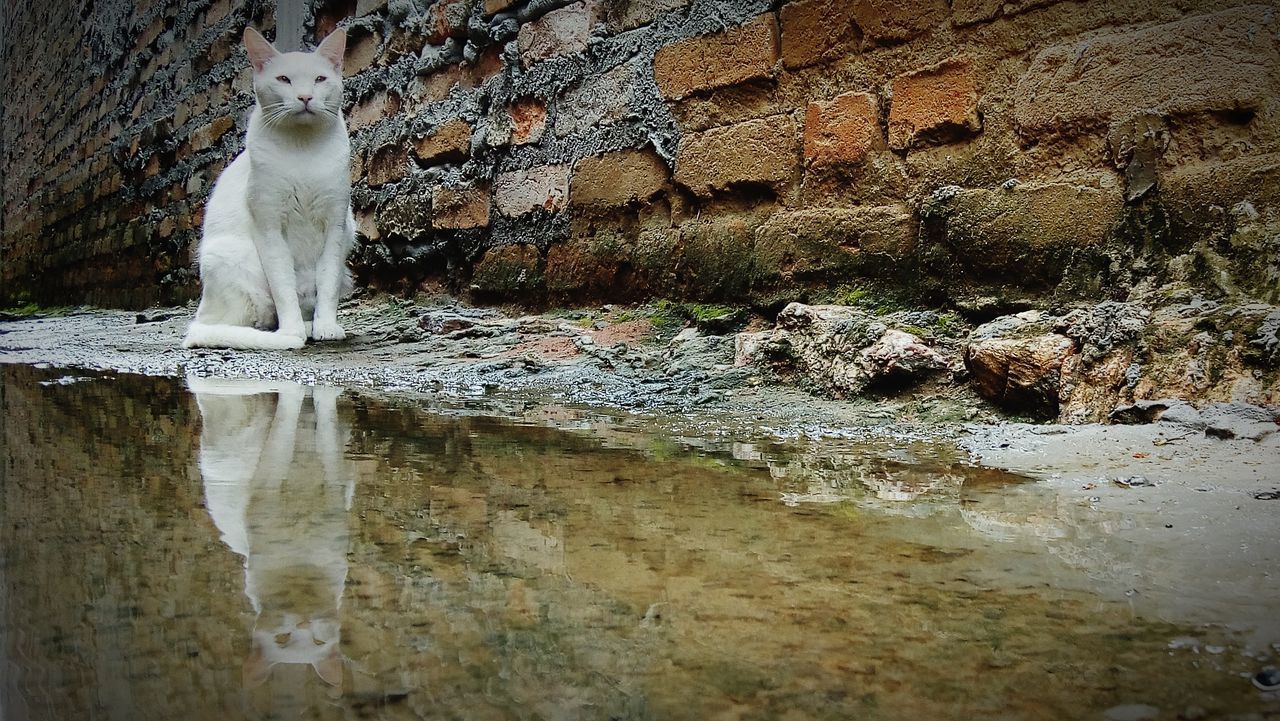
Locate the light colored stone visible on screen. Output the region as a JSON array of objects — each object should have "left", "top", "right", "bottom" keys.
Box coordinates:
[
  {"left": 771, "top": 303, "right": 954, "bottom": 398},
  {"left": 517, "top": 1, "right": 599, "bottom": 67},
  {"left": 1014, "top": 5, "right": 1280, "bottom": 137},
  {"left": 494, "top": 164, "right": 570, "bottom": 217},
  {"left": 554, "top": 62, "right": 635, "bottom": 137}
]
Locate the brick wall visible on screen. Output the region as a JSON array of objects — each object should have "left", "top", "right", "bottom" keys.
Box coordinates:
[{"left": 3, "top": 0, "right": 1278, "bottom": 310}]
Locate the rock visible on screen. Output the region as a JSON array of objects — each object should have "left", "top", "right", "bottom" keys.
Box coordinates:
[
  {"left": 135, "top": 310, "right": 178, "bottom": 324},
  {"left": 1113, "top": 475, "right": 1154, "bottom": 488},
  {"left": 1053, "top": 302, "right": 1149, "bottom": 364},
  {"left": 1201, "top": 402, "right": 1279, "bottom": 441},
  {"left": 856, "top": 329, "right": 949, "bottom": 384},
  {"left": 1110, "top": 399, "right": 1206, "bottom": 432},
  {"left": 965, "top": 311, "right": 1074, "bottom": 416},
  {"left": 734, "top": 331, "right": 773, "bottom": 367},
  {"left": 1102, "top": 704, "right": 1160, "bottom": 721},
  {"left": 769, "top": 303, "right": 953, "bottom": 398}
]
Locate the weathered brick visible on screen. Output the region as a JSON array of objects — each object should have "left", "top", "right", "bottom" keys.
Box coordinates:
[
  {"left": 348, "top": 90, "right": 400, "bottom": 131},
  {"left": 1014, "top": 5, "right": 1280, "bottom": 137},
  {"left": 675, "top": 114, "right": 799, "bottom": 196},
  {"left": 554, "top": 62, "right": 634, "bottom": 137},
  {"left": 413, "top": 119, "right": 472, "bottom": 165},
  {"left": 571, "top": 149, "right": 669, "bottom": 208},
  {"left": 653, "top": 13, "right": 778, "bottom": 100},
  {"left": 779, "top": 0, "right": 858, "bottom": 70},
  {"left": 754, "top": 205, "right": 914, "bottom": 286},
  {"left": 606, "top": 0, "right": 690, "bottom": 32},
  {"left": 425, "top": 0, "right": 471, "bottom": 44},
  {"left": 411, "top": 65, "right": 470, "bottom": 104},
  {"left": 366, "top": 144, "right": 409, "bottom": 187},
  {"left": 518, "top": 1, "right": 599, "bottom": 68},
  {"left": 484, "top": 0, "right": 518, "bottom": 15},
  {"left": 509, "top": 98, "right": 547, "bottom": 145},
  {"left": 951, "top": 0, "right": 1057, "bottom": 26},
  {"left": 432, "top": 186, "right": 491, "bottom": 229},
  {"left": 344, "top": 29, "right": 382, "bottom": 77},
  {"left": 921, "top": 182, "right": 1124, "bottom": 286},
  {"left": 350, "top": 147, "right": 367, "bottom": 185},
  {"left": 190, "top": 116, "right": 233, "bottom": 152},
  {"left": 494, "top": 164, "right": 570, "bottom": 217},
  {"left": 888, "top": 57, "right": 980, "bottom": 150},
  {"left": 851, "top": 0, "right": 948, "bottom": 43},
  {"left": 355, "top": 208, "right": 381, "bottom": 240},
  {"left": 804, "top": 92, "right": 881, "bottom": 168}
]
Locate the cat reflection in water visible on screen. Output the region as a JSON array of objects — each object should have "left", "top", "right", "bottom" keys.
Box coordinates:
[{"left": 190, "top": 377, "right": 354, "bottom": 689}]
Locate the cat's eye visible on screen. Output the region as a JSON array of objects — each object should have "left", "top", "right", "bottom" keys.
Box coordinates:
[
  {"left": 315, "top": 75, "right": 327, "bottom": 83},
  {"left": 276, "top": 75, "right": 290, "bottom": 83}
]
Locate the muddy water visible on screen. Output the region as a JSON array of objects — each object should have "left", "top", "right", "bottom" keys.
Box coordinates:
[{"left": 0, "top": 365, "right": 1273, "bottom": 721}]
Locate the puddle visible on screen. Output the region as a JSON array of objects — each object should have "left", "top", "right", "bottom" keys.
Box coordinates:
[{"left": 1, "top": 364, "right": 1275, "bottom": 720}]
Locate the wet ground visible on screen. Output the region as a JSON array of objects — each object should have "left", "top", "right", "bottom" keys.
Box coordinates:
[{"left": 2, "top": 304, "right": 1280, "bottom": 720}]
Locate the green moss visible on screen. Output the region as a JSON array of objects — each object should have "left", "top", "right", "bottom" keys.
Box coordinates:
[
  {"left": 0, "top": 303, "right": 73, "bottom": 318},
  {"left": 825, "top": 282, "right": 907, "bottom": 314}
]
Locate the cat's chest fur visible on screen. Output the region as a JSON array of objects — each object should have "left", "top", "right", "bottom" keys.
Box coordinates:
[{"left": 247, "top": 130, "right": 349, "bottom": 247}]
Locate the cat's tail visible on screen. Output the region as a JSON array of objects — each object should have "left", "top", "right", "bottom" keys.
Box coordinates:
[{"left": 183, "top": 323, "right": 305, "bottom": 350}]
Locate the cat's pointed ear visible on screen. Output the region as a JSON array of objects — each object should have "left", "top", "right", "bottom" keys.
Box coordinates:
[
  {"left": 243, "top": 27, "right": 279, "bottom": 73},
  {"left": 316, "top": 28, "right": 346, "bottom": 73}
]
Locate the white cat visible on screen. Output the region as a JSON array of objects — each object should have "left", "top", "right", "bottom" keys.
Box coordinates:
[
  {"left": 183, "top": 27, "right": 355, "bottom": 350},
  {"left": 191, "top": 377, "right": 355, "bottom": 688}
]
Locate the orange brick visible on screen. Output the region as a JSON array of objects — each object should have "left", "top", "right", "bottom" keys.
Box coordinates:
[
  {"left": 888, "top": 57, "right": 980, "bottom": 150},
  {"left": 509, "top": 98, "right": 547, "bottom": 145},
  {"left": 571, "top": 149, "right": 669, "bottom": 208},
  {"left": 804, "top": 91, "right": 882, "bottom": 168},
  {"left": 779, "top": 0, "right": 858, "bottom": 70},
  {"left": 432, "top": 186, "right": 491, "bottom": 229},
  {"left": 653, "top": 13, "right": 778, "bottom": 100},
  {"left": 413, "top": 119, "right": 472, "bottom": 165}
]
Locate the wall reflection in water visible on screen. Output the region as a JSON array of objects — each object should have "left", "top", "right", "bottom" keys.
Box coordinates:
[
  {"left": 1, "top": 365, "right": 1269, "bottom": 721},
  {"left": 191, "top": 378, "right": 354, "bottom": 696}
]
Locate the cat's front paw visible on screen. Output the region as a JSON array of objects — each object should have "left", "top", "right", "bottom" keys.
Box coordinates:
[{"left": 311, "top": 320, "right": 346, "bottom": 342}]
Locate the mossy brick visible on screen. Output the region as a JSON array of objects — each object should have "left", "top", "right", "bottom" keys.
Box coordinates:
[{"left": 754, "top": 205, "right": 916, "bottom": 286}]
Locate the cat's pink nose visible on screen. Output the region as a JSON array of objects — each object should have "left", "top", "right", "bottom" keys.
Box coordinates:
[{"left": 298, "top": 95, "right": 313, "bottom": 106}]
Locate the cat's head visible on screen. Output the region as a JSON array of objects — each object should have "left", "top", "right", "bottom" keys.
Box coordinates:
[
  {"left": 244, "top": 611, "right": 344, "bottom": 687},
  {"left": 243, "top": 27, "right": 346, "bottom": 128}
]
